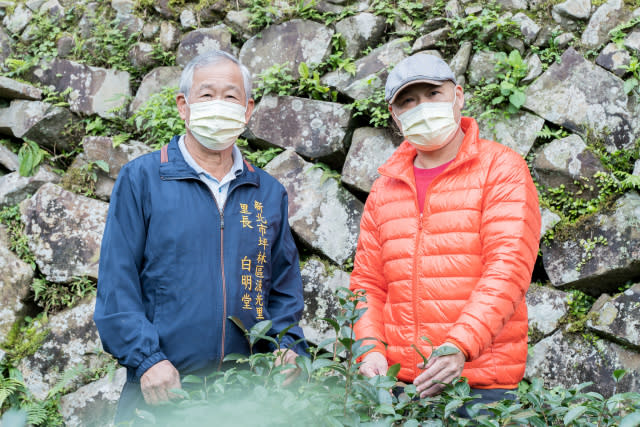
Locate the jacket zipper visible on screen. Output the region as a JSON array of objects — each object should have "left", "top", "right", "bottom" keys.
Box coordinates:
[
  {"left": 161, "top": 174, "right": 229, "bottom": 369},
  {"left": 412, "top": 211, "right": 423, "bottom": 377},
  {"left": 219, "top": 205, "right": 226, "bottom": 370}
]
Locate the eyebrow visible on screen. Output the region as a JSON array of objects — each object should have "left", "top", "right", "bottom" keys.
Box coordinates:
[{"left": 199, "top": 83, "right": 243, "bottom": 94}]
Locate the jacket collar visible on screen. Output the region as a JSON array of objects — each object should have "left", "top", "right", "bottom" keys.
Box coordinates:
[
  {"left": 159, "top": 135, "right": 260, "bottom": 188},
  {"left": 378, "top": 117, "right": 481, "bottom": 186}
]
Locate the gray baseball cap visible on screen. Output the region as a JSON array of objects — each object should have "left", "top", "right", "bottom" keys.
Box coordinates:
[{"left": 385, "top": 54, "right": 457, "bottom": 103}]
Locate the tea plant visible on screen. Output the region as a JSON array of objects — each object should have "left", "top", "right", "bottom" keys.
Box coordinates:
[{"left": 94, "top": 288, "right": 640, "bottom": 427}]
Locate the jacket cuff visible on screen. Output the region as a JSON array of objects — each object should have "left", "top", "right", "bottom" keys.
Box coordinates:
[
  {"left": 444, "top": 338, "right": 469, "bottom": 361},
  {"left": 444, "top": 340, "right": 468, "bottom": 360},
  {"left": 134, "top": 352, "right": 168, "bottom": 380},
  {"left": 356, "top": 339, "right": 386, "bottom": 363}
]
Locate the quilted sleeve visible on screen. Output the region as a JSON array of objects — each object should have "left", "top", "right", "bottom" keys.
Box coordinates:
[{"left": 446, "top": 150, "right": 541, "bottom": 361}]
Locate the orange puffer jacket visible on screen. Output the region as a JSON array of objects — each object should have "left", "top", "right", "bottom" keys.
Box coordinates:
[{"left": 350, "top": 117, "right": 541, "bottom": 388}]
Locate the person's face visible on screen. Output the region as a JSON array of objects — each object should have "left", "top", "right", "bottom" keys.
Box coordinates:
[
  {"left": 177, "top": 60, "right": 255, "bottom": 124},
  {"left": 389, "top": 81, "right": 464, "bottom": 132}
]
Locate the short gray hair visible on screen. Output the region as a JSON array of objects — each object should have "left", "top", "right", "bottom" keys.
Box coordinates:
[{"left": 179, "top": 50, "right": 253, "bottom": 104}]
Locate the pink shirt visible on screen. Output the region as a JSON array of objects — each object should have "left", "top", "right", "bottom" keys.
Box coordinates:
[{"left": 414, "top": 159, "right": 453, "bottom": 213}]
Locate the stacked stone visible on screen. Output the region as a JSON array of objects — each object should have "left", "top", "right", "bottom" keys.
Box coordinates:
[{"left": 0, "top": 0, "right": 639, "bottom": 423}]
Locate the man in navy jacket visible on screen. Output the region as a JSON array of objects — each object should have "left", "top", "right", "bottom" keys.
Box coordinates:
[{"left": 94, "top": 50, "right": 306, "bottom": 422}]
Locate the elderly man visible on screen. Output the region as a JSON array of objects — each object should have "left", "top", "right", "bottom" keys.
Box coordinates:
[
  {"left": 94, "top": 50, "right": 306, "bottom": 422},
  {"left": 350, "top": 54, "right": 541, "bottom": 412}
]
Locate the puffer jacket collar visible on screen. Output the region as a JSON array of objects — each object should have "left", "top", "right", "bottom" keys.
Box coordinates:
[
  {"left": 378, "top": 117, "right": 481, "bottom": 188},
  {"left": 159, "top": 135, "right": 260, "bottom": 189}
]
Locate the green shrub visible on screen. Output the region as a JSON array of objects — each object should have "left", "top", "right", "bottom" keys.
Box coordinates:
[
  {"left": 128, "top": 86, "right": 185, "bottom": 149},
  {"left": 467, "top": 50, "right": 528, "bottom": 121},
  {"left": 0, "top": 205, "right": 36, "bottom": 269},
  {"left": 443, "top": 6, "right": 522, "bottom": 53},
  {"left": 97, "top": 288, "right": 640, "bottom": 427},
  {"left": 350, "top": 86, "right": 391, "bottom": 128}
]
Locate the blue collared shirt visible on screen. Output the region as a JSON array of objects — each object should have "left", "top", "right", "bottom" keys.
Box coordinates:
[{"left": 178, "top": 135, "right": 244, "bottom": 208}]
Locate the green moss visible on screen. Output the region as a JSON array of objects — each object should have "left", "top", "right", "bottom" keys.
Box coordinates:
[{"left": 59, "top": 166, "right": 97, "bottom": 198}]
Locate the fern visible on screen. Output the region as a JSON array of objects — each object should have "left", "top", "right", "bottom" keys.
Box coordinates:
[
  {"left": 46, "top": 364, "right": 88, "bottom": 399},
  {"left": 24, "top": 402, "right": 49, "bottom": 425},
  {"left": 0, "top": 377, "right": 23, "bottom": 408},
  {"left": 308, "top": 163, "right": 341, "bottom": 184},
  {"left": 614, "top": 171, "right": 640, "bottom": 190}
]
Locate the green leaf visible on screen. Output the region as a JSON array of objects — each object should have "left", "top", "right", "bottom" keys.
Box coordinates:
[
  {"left": 620, "top": 412, "right": 640, "bottom": 427},
  {"left": 374, "top": 403, "right": 395, "bottom": 415},
  {"left": 223, "top": 353, "right": 248, "bottom": 363},
  {"left": 228, "top": 316, "right": 247, "bottom": 334},
  {"left": 613, "top": 369, "right": 626, "bottom": 382},
  {"left": 564, "top": 405, "right": 587, "bottom": 425},
  {"left": 444, "top": 399, "right": 464, "bottom": 418},
  {"left": 509, "top": 90, "right": 526, "bottom": 109},
  {"left": 93, "top": 160, "right": 110, "bottom": 173},
  {"left": 298, "top": 62, "right": 309, "bottom": 79},
  {"left": 411, "top": 344, "right": 428, "bottom": 366},
  {"left": 431, "top": 345, "right": 461, "bottom": 358},
  {"left": 168, "top": 388, "right": 190, "bottom": 399},
  {"left": 311, "top": 359, "right": 334, "bottom": 371},
  {"left": 624, "top": 77, "right": 638, "bottom": 94},
  {"left": 181, "top": 375, "right": 203, "bottom": 384},
  {"left": 18, "top": 140, "right": 44, "bottom": 177},
  {"left": 386, "top": 363, "right": 401, "bottom": 378},
  {"left": 320, "top": 317, "right": 341, "bottom": 333}
]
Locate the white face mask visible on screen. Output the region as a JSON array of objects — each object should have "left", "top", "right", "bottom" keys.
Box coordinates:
[
  {"left": 186, "top": 100, "right": 247, "bottom": 151},
  {"left": 395, "top": 93, "right": 459, "bottom": 151}
]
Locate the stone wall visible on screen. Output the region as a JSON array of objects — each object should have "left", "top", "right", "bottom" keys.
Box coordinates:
[{"left": 0, "top": 0, "right": 639, "bottom": 424}]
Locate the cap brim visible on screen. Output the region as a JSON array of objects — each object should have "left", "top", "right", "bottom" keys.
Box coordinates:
[{"left": 388, "top": 79, "right": 450, "bottom": 104}]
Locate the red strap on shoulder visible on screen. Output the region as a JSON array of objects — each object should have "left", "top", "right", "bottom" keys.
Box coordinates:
[
  {"left": 243, "top": 159, "right": 255, "bottom": 172},
  {"left": 160, "top": 144, "right": 168, "bottom": 163}
]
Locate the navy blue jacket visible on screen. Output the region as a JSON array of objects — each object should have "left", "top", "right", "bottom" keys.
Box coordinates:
[{"left": 94, "top": 136, "right": 306, "bottom": 381}]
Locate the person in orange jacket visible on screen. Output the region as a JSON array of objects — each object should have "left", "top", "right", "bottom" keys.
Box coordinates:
[{"left": 350, "top": 53, "right": 541, "bottom": 410}]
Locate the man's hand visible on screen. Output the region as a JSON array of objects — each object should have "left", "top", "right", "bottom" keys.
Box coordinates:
[
  {"left": 273, "top": 349, "right": 300, "bottom": 386},
  {"left": 359, "top": 352, "right": 388, "bottom": 378},
  {"left": 413, "top": 344, "right": 466, "bottom": 398},
  {"left": 140, "top": 360, "right": 182, "bottom": 405}
]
